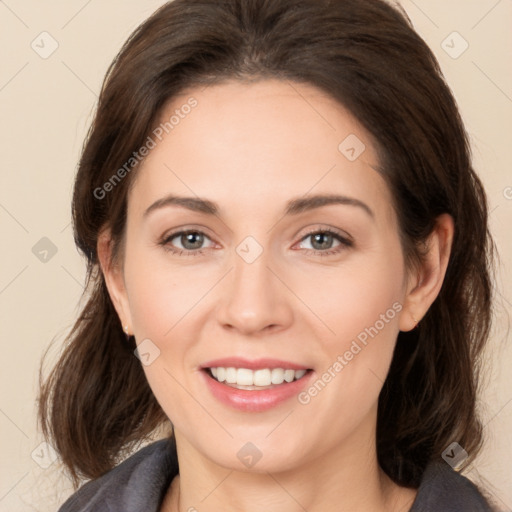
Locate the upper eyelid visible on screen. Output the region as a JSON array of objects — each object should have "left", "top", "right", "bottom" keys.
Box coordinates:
[
  {"left": 300, "top": 225, "right": 352, "bottom": 242},
  {"left": 161, "top": 226, "right": 215, "bottom": 241}
]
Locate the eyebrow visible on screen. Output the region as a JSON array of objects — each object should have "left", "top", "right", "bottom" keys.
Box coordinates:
[{"left": 143, "top": 193, "right": 374, "bottom": 219}]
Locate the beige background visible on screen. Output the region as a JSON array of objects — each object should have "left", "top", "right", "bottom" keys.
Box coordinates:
[{"left": 0, "top": 0, "right": 511, "bottom": 510}]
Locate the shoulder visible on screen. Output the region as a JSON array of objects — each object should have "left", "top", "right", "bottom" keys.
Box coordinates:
[
  {"left": 58, "top": 438, "right": 178, "bottom": 512},
  {"left": 409, "top": 460, "right": 496, "bottom": 512}
]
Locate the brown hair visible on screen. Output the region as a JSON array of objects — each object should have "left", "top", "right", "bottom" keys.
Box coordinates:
[{"left": 38, "top": 0, "right": 495, "bottom": 491}]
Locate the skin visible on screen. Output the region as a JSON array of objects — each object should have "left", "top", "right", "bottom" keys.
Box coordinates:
[{"left": 98, "top": 79, "right": 454, "bottom": 512}]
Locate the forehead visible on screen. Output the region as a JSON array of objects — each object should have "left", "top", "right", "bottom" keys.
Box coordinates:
[{"left": 128, "top": 79, "right": 395, "bottom": 226}]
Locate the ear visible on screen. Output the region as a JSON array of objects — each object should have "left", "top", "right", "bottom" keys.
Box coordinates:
[
  {"left": 97, "top": 228, "right": 133, "bottom": 335},
  {"left": 399, "top": 213, "right": 454, "bottom": 332}
]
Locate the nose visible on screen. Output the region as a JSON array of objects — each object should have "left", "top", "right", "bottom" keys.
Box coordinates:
[{"left": 215, "top": 246, "right": 294, "bottom": 336}]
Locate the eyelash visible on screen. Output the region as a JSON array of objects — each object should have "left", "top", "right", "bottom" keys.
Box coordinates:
[{"left": 159, "top": 227, "right": 353, "bottom": 258}]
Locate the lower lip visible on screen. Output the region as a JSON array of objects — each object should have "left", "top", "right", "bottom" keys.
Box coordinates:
[{"left": 201, "top": 370, "right": 314, "bottom": 412}]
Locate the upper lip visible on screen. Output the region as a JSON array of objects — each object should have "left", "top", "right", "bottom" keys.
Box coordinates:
[{"left": 200, "top": 357, "right": 311, "bottom": 371}]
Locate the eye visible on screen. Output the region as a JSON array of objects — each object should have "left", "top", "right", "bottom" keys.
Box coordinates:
[
  {"left": 159, "top": 226, "right": 353, "bottom": 258},
  {"left": 159, "top": 229, "right": 215, "bottom": 256},
  {"left": 296, "top": 227, "right": 353, "bottom": 257}
]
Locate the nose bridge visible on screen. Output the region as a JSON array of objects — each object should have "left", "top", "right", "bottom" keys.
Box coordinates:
[{"left": 216, "top": 236, "right": 293, "bottom": 334}]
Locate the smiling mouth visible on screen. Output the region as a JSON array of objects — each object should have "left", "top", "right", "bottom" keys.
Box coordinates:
[{"left": 204, "top": 367, "right": 312, "bottom": 390}]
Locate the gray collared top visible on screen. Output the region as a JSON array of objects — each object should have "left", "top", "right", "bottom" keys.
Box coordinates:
[{"left": 57, "top": 439, "right": 496, "bottom": 512}]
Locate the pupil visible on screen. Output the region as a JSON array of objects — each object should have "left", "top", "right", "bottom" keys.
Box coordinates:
[
  {"left": 183, "top": 232, "right": 203, "bottom": 249},
  {"left": 313, "top": 233, "right": 332, "bottom": 250}
]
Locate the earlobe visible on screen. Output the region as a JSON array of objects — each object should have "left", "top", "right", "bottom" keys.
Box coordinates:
[
  {"left": 399, "top": 214, "right": 454, "bottom": 332},
  {"left": 97, "top": 229, "right": 133, "bottom": 334}
]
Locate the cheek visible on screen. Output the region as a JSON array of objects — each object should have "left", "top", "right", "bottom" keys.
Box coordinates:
[
  {"left": 123, "top": 247, "right": 214, "bottom": 340},
  {"left": 122, "top": 252, "right": 205, "bottom": 425},
  {"left": 303, "top": 248, "right": 405, "bottom": 403},
  {"left": 308, "top": 250, "right": 404, "bottom": 350},
  {"left": 289, "top": 256, "right": 404, "bottom": 454}
]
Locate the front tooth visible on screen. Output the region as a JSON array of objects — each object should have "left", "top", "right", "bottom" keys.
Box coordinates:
[
  {"left": 253, "top": 369, "right": 272, "bottom": 386},
  {"left": 271, "top": 368, "right": 285, "bottom": 384},
  {"left": 225, "top": 367, "right": 237, "bottom": 383},
  {"left": 294, "top": 369, "right": 306, "bottom": 380},
  {"left": 237, "top": 368, "right": 254, "bottom": 386},
  {"left": 283, "top": 369, "right": 295, "bottom": 382},
  {"left": 211, "top": 367, "right": 308, "bottom": 385},
  {"left": 216, "top": 367, "right": 226, "bottom": 382}
]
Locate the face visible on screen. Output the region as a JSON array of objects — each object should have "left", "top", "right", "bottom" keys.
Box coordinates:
[{"left": 105, "top": 79, "right": 418, "bottom": 473}]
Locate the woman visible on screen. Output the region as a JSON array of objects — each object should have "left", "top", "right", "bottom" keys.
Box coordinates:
[{"left": 38, "top": 0, "right": 498, "bottom": 510}]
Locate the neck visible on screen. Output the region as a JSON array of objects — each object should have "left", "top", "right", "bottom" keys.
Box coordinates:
[{"left": 162, "top": 414, "right": 417, "bottom": 512}]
